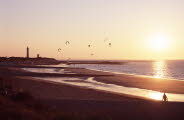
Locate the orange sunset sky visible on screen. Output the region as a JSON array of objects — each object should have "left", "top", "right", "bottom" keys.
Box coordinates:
[{"left": 1, "top": 0, "right": 184, "bottom": 60}]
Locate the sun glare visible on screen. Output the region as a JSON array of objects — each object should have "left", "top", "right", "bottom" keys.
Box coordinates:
[
  {"left": 149, "top": 33, "right": 171, "bottom": 52},
  {"left": 153, "top": 61, "right": 166, "bottom": 78},
  {"left": 148, "top": 92, "right": 163, "bottom": 100}
]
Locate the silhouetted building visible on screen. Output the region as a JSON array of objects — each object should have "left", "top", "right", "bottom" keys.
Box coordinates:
[
  {"left": 26, "top": 46, "right": 29, "bottom": 58},
  {"left": 37, "top": 54, "right": 40, "bottom": 58}
]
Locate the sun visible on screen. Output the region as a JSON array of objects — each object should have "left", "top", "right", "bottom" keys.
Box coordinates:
[{"left": 148, "top": 33, "right": 171, "bottom": 52}]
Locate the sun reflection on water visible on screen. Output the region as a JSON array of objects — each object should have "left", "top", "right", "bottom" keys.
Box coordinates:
[
  {"left": 153, "top": 61, "right": 167, "bottom": 78},
  {"left": 148, "top": 92, "right": 163, "bottom": 100}
]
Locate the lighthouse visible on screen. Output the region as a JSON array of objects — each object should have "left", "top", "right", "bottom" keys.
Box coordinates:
[{"left": 26, "top": 46, "right": 29, "bottom": 58}]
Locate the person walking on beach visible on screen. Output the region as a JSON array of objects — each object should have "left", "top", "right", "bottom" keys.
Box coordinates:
[{"left": 162, "top": 93, "right": 168, "bottom": 102}]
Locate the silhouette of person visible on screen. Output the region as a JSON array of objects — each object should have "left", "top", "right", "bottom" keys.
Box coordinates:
[{"left": 162, "top": 93, "right": 168, "bottom": 102}]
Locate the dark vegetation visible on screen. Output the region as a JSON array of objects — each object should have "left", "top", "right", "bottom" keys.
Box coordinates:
[{"left": 0, "top": 76, "right": 49, "bottom": 120}]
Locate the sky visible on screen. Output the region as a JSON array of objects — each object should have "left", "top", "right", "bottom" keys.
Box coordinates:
[{"left": 1, "top": 0, "right": 184, "bottom": 60}]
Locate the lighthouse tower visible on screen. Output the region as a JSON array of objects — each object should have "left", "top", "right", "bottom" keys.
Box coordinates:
[{"left": 26, "top": 46, "right": 29, "bottom": 58}]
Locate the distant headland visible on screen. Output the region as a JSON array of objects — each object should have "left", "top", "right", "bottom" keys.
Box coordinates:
[{"left": 0, "top": 57, "right": 60, "bottom": 65}]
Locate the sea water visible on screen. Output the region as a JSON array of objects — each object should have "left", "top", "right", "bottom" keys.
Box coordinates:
[{"left": 71, "top": 60, "right": 184, "bottom": 80}]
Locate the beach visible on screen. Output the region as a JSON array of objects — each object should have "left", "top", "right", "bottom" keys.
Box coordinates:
[
  {"left": 3, "top": 67, "right": 143, "bottom": 101},
  {"left": 1, "top": 65, "right": 184, "bottom": 119},
  {"left": 3, "top": 66, "right": 184, "bottom": 101}
]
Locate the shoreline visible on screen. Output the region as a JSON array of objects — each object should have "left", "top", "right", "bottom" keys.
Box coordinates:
[
  {"left": 81, "top": 67, "right": 184, "bottom": 82},
  {"left": 72, "top": 65, "right": 184, "bottom": 82},
  {"left": 66, "top": 67, "right": 184, "bottom": 94},
  {"left": 3, "top": 66, "right": 184, "bottom": 101},
  {"left": 0, "top": 67, "right": 152, "bottom": 102},
  {"left": 17, "top": 76, "right": 149, "bottom": 102},
  {"left": 19, "top": 66, "right": 184, "bottom": 102}
]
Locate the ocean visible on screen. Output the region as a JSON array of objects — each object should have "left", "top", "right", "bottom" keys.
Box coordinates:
[{"left": 71, "top": 60, "right": 184, "bottom": 81}]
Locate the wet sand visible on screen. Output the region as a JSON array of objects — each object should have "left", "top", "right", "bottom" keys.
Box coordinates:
[{"left": 13, "top": 76, "right": 143, "bottom": 101}]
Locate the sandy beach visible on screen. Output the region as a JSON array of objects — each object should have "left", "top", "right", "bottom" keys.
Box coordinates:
[
  {"left": 3, "top": 66, "right": 184, "bottom": 100},
  {"left": 1, "top": 66, "right": 184, "bottom": 119}
]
